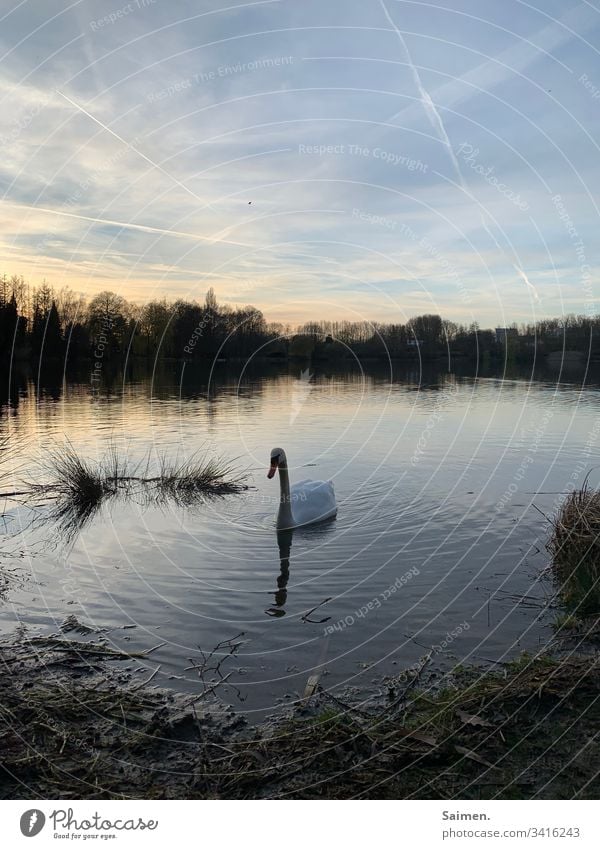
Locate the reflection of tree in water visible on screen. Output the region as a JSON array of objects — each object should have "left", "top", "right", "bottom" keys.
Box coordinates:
[
  {"left": 0, "top": 368, "right": 28, "bottom": 417},
  {"left": 0, "top": 434, "right": 29, "bottom": 599}
]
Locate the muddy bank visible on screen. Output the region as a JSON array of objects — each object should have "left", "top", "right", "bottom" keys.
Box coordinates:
[
  {"left": 1, "top": 632, "right": 599, "bottom": 800},
  {"left": 0, "top": 635, "right": 247, "bottom": 799}
]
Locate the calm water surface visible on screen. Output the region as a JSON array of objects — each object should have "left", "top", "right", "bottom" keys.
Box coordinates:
[{"left": 1, "top": 360, "right": 599, "bottom": 716}]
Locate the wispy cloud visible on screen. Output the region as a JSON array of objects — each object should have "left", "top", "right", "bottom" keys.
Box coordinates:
[{"left": 0, "top": 0, "right": 597, "bottom": 323}]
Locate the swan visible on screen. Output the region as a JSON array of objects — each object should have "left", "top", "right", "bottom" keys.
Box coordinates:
[{"left": 267, "top": 447, "right": 337, "bottom": 529}]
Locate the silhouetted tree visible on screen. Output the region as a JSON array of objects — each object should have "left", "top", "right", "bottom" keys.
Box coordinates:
[
  {"left": 87, "top": 291, "right": 130, "bottom": 358},
  {"left": 4, "top": 273, "right": 600, "bottom": 369},
  {"left": 0, "top": 293, "right": 18, "bottom": 359}
]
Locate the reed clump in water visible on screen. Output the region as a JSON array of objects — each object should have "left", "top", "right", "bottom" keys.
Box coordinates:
[
  {"left": 17, "top": 443, "right": 249, "bottom": 542},
  {"left": 42, "top": 443, "right": 119, "bottom": 515},
  {"left": 31, "top": 442, "right": 248, "bottom": 515},
  {"left": 548, "top": 480, "right": 600, "bottom": 615},
  {"left": 154, "top": 454, "right": 248, "bottom": 506}
]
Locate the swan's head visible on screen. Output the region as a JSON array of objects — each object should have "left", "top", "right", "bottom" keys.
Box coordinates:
[{"left": 268, "top": 447, "right": 286, "bottom": 478}]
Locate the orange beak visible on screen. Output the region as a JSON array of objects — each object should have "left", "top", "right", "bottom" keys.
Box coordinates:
[{"left": 267, "top": 458, "right": 278, "bottom": 479}]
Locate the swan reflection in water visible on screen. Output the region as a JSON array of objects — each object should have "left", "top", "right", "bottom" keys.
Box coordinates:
[
  {"left": 265, "top": 446, "right": 337, "bottom": 617},
  {"left": 265, "top": 528, "right": 293, "bottom": 617},
  {"left": 264, "top": 518, "right": 337, "bottom": 618}
]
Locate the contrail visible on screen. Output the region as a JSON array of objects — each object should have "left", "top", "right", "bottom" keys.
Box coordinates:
[
  {"left": 382, "top": 2, "right": 595, "bottom": 132},
  {"left": 3, "top": 199, "right": 255, "bottom": 248},
  {"left": 56, "top": 90, "right": 220, "bottom": 214},
  {"left": 476, "top": 212, "right": 541, "bottom": 306},
  {"left": 379, "top": 0, "right": 465, "bottom": 187},
  {"left": 514, "top": 263, "right": 541, "bottom": 302},
  {"left": 380, "top": 0, "right": 541, "bottom": 309},
  {"left": 3, "top": 200, "right": 350, "bottom": 261},
  {"left": 3, "top": 200, "right": 346, "bottom": 270}
]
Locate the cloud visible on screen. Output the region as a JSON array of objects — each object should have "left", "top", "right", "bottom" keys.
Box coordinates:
[{"left": 0, "top": 0, "right": 598, "bottom": 324}]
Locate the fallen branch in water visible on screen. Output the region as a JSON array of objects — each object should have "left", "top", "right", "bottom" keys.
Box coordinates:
[
  {"left": 381, "top": 650, "right": 433, "bottom": 716},
  {"left": 301, "top": 597, "right": 332, "bottom": 624}
]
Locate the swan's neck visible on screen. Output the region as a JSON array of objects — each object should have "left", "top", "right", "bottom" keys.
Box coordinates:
[{"left": 276, "top": 463, "right": 294, "bottom": 529}]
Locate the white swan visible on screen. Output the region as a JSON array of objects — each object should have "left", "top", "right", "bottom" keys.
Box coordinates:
[{"left": 267, "top": 447, "right": 337, "bottom": 529}]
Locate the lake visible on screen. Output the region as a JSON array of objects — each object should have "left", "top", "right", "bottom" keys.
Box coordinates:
[{"left": 1, "top": 358, "right": 599, "bottom": 718}]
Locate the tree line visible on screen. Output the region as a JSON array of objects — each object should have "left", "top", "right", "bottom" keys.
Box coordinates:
[
  {"left": 0, "top": 274, "right": 598, "bottom": 365},
  {"left": 0, "top": 277, "right": 279, "bottom": 364}
]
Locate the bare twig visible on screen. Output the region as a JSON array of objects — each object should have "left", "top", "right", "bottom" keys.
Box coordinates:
[{"left": 301, "top": 597, "right": 332, "bottom": 623}]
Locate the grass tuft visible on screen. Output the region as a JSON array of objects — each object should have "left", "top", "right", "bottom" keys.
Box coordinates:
[
  {"left": 155, "top": 451, "right": 248, "bottom": 506},
  {"left": 547, "top": 478, "right": 600, "bottom": 615},
  {"left": 26, "top": 442, "right": 248, "bottom": 535}
]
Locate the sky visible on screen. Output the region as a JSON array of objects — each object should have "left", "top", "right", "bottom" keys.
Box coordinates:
[{"left": 1, "top": 0, "right": 599, "bottom": 327}]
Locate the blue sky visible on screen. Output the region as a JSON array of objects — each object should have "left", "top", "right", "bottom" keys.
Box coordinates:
[{"left": 1, "top": 0, "right": 599, "bottom": 326}]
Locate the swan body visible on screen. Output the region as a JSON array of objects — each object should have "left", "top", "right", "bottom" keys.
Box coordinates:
[{"left": 268, "top": 448, "right": 337, "bottom": 529}]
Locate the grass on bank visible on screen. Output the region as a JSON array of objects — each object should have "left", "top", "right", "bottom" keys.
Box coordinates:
[
  {"left": 548, "top": 479, "right": 600, "bottom": 616},
  {"left": 1, "top": 636, "right": 599, "bottom": 800},
  {"left": 218, "top": 652, "right": 600, "bottom": 800}
]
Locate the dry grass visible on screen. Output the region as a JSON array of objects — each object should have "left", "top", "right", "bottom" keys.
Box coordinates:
[
  {"left": 43, "top": 443, "right": 118, "bottom": 512},
  {"left": 0, "top": 435, "right": 25, "bottom": 594},
  {"left": 548, "top": 480, "right": 600, "bottom": 615},
  {"left": 2, "top": 637, "right": 600, "bottom": 799},
  {"left": 29, "top": 442, "right": 248, "bottom": 517},
  {"left": 154, "top": 453, "right": 248, "bottom": 506},
  {"left": 0, "top": 435, "right": 9, "bottom": 485},
  {"left": 199, "top": 652, "right": 600, "bottom": 800},
  {"left": 0, "top": 636, "right": 214, "bottom": 799}
]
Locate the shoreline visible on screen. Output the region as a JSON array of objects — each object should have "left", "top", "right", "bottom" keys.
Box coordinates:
[{"left": 2, "top": 629, "right": 599, "bottom": 800}]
